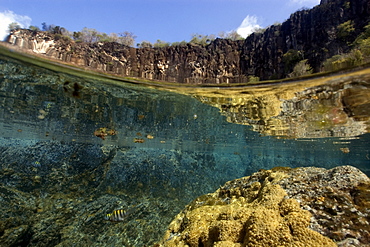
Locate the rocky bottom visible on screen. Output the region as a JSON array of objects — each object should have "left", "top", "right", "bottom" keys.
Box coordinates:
[
  {"left": 0, "top": 140, "right": 369, "bottom": 247},
  {"left": 0, "top": 140, "right": 247, "bottom": 247},
  {"left": 157, "top": 166, "right": 370, "bottom": 247}
]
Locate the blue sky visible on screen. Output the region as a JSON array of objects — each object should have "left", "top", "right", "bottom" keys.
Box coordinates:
[{"left": 0, "top": 0, "right": 320, "bottom": 44}]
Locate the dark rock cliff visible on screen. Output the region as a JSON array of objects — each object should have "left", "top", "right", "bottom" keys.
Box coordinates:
[
  {"left": 4, "top": 0, "right": 370, "bottom": 83},
  {"left": 242, "top": 0, "right": 370, "bottom": 79}
]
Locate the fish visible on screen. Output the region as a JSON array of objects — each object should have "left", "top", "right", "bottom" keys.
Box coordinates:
[
  {"left": 105, "top": 203, "right": 144, "bottom": 222},
  {"left": 134, "top": 138, "right": 145, "bottom": 143},
  {"left": 104, "top": 209, "right": 128, "bottom": 222}
]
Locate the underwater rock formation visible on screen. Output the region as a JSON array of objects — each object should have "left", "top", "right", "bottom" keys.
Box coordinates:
[
  {"left": 0, "top": 138, "right": 247, "bottom": 246},
  {"left": 158, "top": 166, "right": 370, "bottom": 246},
  {"left": 4, "top": 0, "right": 370, "bottom": 82}
]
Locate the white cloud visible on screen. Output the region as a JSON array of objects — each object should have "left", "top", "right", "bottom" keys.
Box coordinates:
[
  {"left": 0, "top": 10, "right": 31, "bottom": 41},
  {"left": 236, "top": 15, "right": 262, "bottom": 38}
]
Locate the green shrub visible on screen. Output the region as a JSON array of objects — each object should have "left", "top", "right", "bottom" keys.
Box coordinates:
[
  {"left": 28, "top": 25, "right": 40, "bottom": 32},
  {"left": 358, "top": 37, "right": 370, "bottom": 61},
  {"left": 8, "top": 22, "right": 21, "bottom": 31},
  {"left": 171, "top": 41, "right": 187, "bottom": 47},
  {"left": 247, "top": 75, "right": 260, "bottom": 83},
  {"left": 343, "top": 1, "right": 350, "bottom": 9},
  {"left": 153, "top": 40, "right": 170, "bottom": 48},
  {"left": 323, "top": 50, "right": 363, "bottom": 72},
  {"left": 337, "top": 20, "right": 355, "bottom": 40},
  {"left": 289, "top": 59, "right": 313, "bottom": 77},
  {"left": 283, "top": 49, "right": 304, "bottom": 73},
  {"left": 190, "top": 34, "right": 215, "bottom": 46},
  {"left": 137, "top": 41, "right": 153, "bottom": 48},
  {"left": 354, "top": 23, "right": 370, "bottom": 46}
]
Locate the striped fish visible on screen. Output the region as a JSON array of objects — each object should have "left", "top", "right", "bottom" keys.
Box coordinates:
[{"left": 104, "top": 209, "right": 127, "bottom": 222}]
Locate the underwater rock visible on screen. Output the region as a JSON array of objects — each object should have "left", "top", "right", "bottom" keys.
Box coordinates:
[
  {"left": 0, "top": 185, "right": 35, "bottom": 246},
  {"left": 0, "top": 139, "right": 245, "bottom": 246},
  {"left": 158, "top": 166, "right": 370, "bottom": 246}
]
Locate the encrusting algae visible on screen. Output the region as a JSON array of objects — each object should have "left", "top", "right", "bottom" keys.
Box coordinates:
[{"left": 157, "top": 169, "right": 337, "bottom": 247}]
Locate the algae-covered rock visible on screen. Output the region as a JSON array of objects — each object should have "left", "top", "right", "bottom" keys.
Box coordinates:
[
  {"left": 158, "top": 166, "right": 370, "bottom": 247},
  {"left": 0, "top": 185, "right": 36, "bottom": 246}
]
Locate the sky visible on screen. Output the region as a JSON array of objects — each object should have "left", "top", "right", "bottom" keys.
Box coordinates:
[{"left": 0, "top": 0, "right": 320, "bottom": 45}]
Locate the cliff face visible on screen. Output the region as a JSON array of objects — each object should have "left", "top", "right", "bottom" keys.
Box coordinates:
[
  {"left": 242, "top": 0, "right": 370, "bottom": 79},
  {"left": 6, "top": 31, "right": 245, "bottom": 83},
  {"left": 5, "top": 0, "right": 370, "bottom": 83}
]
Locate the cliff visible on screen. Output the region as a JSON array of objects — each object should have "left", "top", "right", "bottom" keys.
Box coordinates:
[
  {"left": 242, "top": 0, "right": 370, "bottom": 79},
  {"left": 4, "top": 0, "right": 370, "bottom": 83}
]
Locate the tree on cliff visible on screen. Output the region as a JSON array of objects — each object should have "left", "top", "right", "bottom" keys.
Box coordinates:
[
  {"left": 218, "top": 31, "right": 244, "bottom": 41},
  {"left": 8, "top": 22, "right": 21, "bottom": 32},
  {"left": 70, "top": 28, "right": 136, "bottom": 46},
  {"left": 41, "top": 22, "right": 49, "bottom": 31},
  {"left": 50, "top": 26, "right": 66, "bottom": 35},
  {"left": 153, "top": 39, "right": 171, "bottom": 48},
  {"left": 283, "top": 50, "right": 304, "bottom": 74},
  {"left": 41, "top": 22, "right": 67, "bottom": 35},
  {"left": 117, "top": 31, "right": 136, "bottom": 47},
  {"left": 79, "top": 27, "right": 100, "bottom": 43},
  {"left": 137, "top": 41, "right": 153, "bottom": 48},
  {"left": 190, "top": 34, "right": 216, "bottom": 45},
  {"left": 323, "top": 22, "right": 370, "bottom": 72},
  {"left": 289, "top": 59, "right": 313, "bottom": 77},
  {"left": 29, "top": 25, "right": 40, "bottom": 32},
  {"left": 337, "top": 20, "right": 355, "bottom": 43}
]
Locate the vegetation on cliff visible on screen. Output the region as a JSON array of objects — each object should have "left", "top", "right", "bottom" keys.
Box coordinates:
[
  {"left": 323, "top": 22, "right": 370, "bottom": 72},
  {"left": 8, "top": 20, "right": 244, "bottom": 49}
]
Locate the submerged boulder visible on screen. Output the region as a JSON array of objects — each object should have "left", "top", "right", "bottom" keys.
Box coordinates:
[{"left": 158, "top": 166, "right": 370, "bottom": 247}]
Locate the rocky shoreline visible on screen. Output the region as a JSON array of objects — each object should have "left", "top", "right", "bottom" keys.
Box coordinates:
[{"left": 4, "top": 0, "right": 370, "bottom": 83}]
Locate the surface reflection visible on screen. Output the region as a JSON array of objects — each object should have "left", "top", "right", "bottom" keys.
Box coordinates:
[{"left": 190, "top": 69, "right": 370, "bottom": 139}]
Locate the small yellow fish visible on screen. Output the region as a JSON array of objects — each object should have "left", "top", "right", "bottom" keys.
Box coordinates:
[
  {"left": 104, "top": 209, "right": 127, "bottom": 222},
  {"left": 134, "top": 138, "right": 145, "bottom": 143},
  {"left": 105, "top": 203, "right": 144, "bottom": 222}
]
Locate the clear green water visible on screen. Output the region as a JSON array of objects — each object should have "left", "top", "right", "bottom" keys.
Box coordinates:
[{"left": 0, "top": 49, "right": 369, "bottom": 246}]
